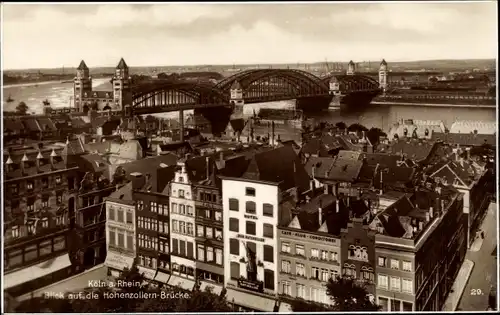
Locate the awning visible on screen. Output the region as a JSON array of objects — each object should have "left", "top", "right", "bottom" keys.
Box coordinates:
[
  {"left": 279, "top": 302, "right": 293, "bottom": 313},
  {"left": 137, "top": 266, "right": 156, "bottom": 280},
  {"left": 104, "top": 252, "right": 134, "bottom": 271},
  {"left": 4, "top": 253, "right": 72, "bottom": 290},
  {"left": 154, "top": 272, "right": 170, "bottom": 284},
  {"left": 226, "top": 288, "right": 277, "bottom": 312},
  {"left": 200, "top": 281, "right": 223, "bottom": 295},
  {"left": 167, "top": 275, "right": 195, "bottom": 291}
]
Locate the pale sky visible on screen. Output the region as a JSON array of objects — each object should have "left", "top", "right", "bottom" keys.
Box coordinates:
[{"left": 2, "top": 2, "right": 498, "bottom": 70}]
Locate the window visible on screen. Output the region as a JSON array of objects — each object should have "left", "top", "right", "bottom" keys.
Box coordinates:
[
  {"left": 197, "top": 244, "right": 205, "bottom": 261},
  {"left": 281, "top": 242, "right": 291, "bottom": 253},
  {"left": 296, "top": 284, "right": 306, "bottom": 299},
  {"left": 281, "top": 260, "right": 291, "bottom": 273},
  {"left": 41, "top": 178, "right": 49, "bottom": 188},
  {"left": 41, "top": 217, "right": 49, "bottom": 228},
  {"left": 262, "top": 203, "right": 273, "bottom": 217},
  {"left": 56, "top": 192, "right": 63, "bottom": 204},
  {"left": 187, "top": 223, "right": 194, "bottom": 235},
  {"left": 180, "top": 222, "right": 186, "bottom": 234},
  {"left": 197, "top": 225, "right": 204, "bottom": 237},
  {"left": 230, "top": 262, "right": 240, "bottom": 280},
  {"left": 330, "top": 270, "right": 339, "bottom": 280},
  {"left": 229, "top": 218, "right": 239, "bottom": 232},
  {"left": 402, "top": 279, "right": 413, "bottom": 293},
  {"left": 109, "top": 231, "right": 116, "bottom": 246},
  {"left": 296, "top": 263, "right": 305, "bottom": 277},
  {"left": 215, "top": 248, "right": 223, "bottom": 265},
  {"left": 245, "top": 187, "right": 256, "bottom": 196},
  {"left": 179, "top": 204, "right": 186, "bottom": 215},
  {"left": 137, "top": 200, "right": 144, "bottom": 211},
  {"left": 246, "top": 221, "right": 256, "bottom": 235},
  {"left": 402, "top": 261, "right": 412, "bottom": 272},
  {"left": 311, "top": 248, "right": 319, "bottom": 259},
  {"left": 215, "top": 211, "right": 222, "bottom": 221},
  {"left": 296, "top": 244, "right": 305, "bottom": 256},
  {"left": 127, "top": 235, "right": 133, "bottom": 249},
  {"left": 362, "top": 270, "right": 374, "bottom": 282},
  {"left": 344, "top": 265, "right": 356, "bottom": 278},
  {"left": 171, "top": 203, "right": 177, "bottom": 213},
  {"left": 230, "top": 238, "right": 239, "bottom": 255},
  {"left": 178, "top": 189, "right": 185, "bottom": 198},
  {"left": 42, "top": 197, "right": 49, "bottom": 208},
  {"left": 320, "top": 250, "right": 328, "bottom": 260},
  {"left": 206, "top": 247, "right": 214, "bottom": 262},
  {"left": 28, "top": 199, "right": 35, "bottom": 211},
  {"left": 264, "top": 245, "right": 274, "bottom": 262},
  {"left": 150, "top": 202, "right": 157, "bottom": 213},
  {"left": 11, "top": 226, "right": 19, "bottom": 238},
  {"left": 187, "top": 206, "right": 194, "bottom": 216},
  {"left": 263, "top": 223, "right": 273, "bottom": 238},
  {"left": 311, "top": 288, "right": 320, "bottom": 303},
  {"left": 229, "top": 198, "right": 239, "bottom": 211},
  {"left": 202, "top": 226, "right": 212, "bottom": 239},
  {"left": 390, "top": 276, "right": 401, "bottom": 291},
  {"left": 27, "top": 181, "right": 34, "bottom": 190},
  {"left": 282, "top": 281, "right": 291, "bottom": 296},
  {"left": 172, "top": 220, "right": 179, "bottom": 233},
  {"left": 108, "top": 207, "right": 115, "bottom": 221},
  {"left": 215, "top": 228, "right": 222, "bottom": 241},
  {"left": 378, "top": 256, "right": 387, "bottom": 267},
  {"left": 330, "top": 252, "right": 338, "bottom": 262},
  {"left": 126, "top": 212, "right": 133, "bottom": 224},
  {"left": 390, "top": 259, "right": 400, "bottom": 270},
  {"left": 348, "top": 245, "right": 369, "bottom": 262},
  {"left": 245, "top": 201, "right": 256, "bottom": 214},
  {"left": 311, "top": 267, "right": 320, "bottom": 280},
  {"left": 378, "top": 274, "right": 388, "bottom": 289},
  {"left": 264, "top": 269, "right": 274, "bottom": 290},
  {"left": 187, "top": 242, "right": 194, "bottom": 258},
  {"left": 321, "top": 269, "right": 329, "bottom": 282},
  {"left": 117, "top": 209, "right": 124, "bottom": 223}
]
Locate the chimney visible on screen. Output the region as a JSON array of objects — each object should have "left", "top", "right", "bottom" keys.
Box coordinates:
[
  {"left": 312, "top": 164, "right": 316, "bottom": 179},
  {"left": 36, "top": 150, "right": 43, "bottom": 172},
  {"left": 429, "top": 207, "right": 434, "bottom": 219},
  {"left": 219, "top": 151, "right": 224, "bottom": 162},
  {"left": 418, "top": 221, "right": 424, "bottom": 231},
  {"left": 441, "top": 199, "right": 445, "bottom": 212},
  {"left": 336, "top": 199, "right": 339, "bottom": 213},
  {"left": 425, "top": 212, "right": 430, "bottom": 222},
  {"left": 21, "top": 153, "right": 29, "bottom": 175},
  {"left": 50, "top": 149, "right": 57, "bottom": 169},
  {"left": 206, "top": 156, "right": 210, "bottom": 180},
  {"left": 465, "top": 147, "right": 471, "bottom": 161},
  {"left": 379, "top": 170, "right": 384, "bottom": 195},
  {"left": 130, "top": 172, "right": 146, "bottom": 190}
]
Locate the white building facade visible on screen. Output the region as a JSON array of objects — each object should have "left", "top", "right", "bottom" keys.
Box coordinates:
[
  {"left": 105, "top": 195, "right": 136, "bottom": 278},
  {"left": 169, "top": 161, "right": 197, "bottom": 289},
  {"left": 222, "top": 178, "right": 280, "bottom": 297}
]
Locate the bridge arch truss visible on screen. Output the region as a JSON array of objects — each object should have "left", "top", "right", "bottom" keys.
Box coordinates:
[
  {"left": 216, "top": 69, "right": 330, "bottom": 102},
  {"left": 322, "top": 74, "right": 380, "bottom": 93},
  {"left": 132, "top": 80, "right": 230, "bottom": 114}
]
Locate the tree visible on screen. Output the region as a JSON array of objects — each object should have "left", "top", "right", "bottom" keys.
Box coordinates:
[
  {"left": 290, "top": 298, "right": 333, "bottom": 312},
  {"left": 335, "top": 121, "right": 347, "bottom": 130},
  {"left": 16, "top": 101, "right": 29, "bottom": 115},
  {"left": 367, "top": 127, "right": 387, "bottom": 146},
  {"left": 347, "top": 123, "right": 368, "bottom": 133},
  {"left": 325, "top": 276, "right": 380, "bottom": 311}
]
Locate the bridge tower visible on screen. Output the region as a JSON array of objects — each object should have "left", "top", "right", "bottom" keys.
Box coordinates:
[
  {"left": 347, "top": 60, "right": 356, "bottom": 75},
  {"left": 112, "top": 58, "right": 132, "bottom": 112},
  {"left": 379, "top": 59, "right": 388, "bottom": 93},
  {"left": 230, "top": 81, "right": 244, "bottom": 117},
  {"left": 74, "top": 60, "right": 92, "bottom": 112}
]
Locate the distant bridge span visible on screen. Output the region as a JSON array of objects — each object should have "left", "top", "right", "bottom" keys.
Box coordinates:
[{"left": 130, "top": 68, "right": 381, "bottom": 115}]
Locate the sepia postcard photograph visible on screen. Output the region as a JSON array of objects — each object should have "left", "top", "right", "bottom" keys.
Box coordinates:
[{"left": 1, "top": 1, "right": 498, "bottom": 313}]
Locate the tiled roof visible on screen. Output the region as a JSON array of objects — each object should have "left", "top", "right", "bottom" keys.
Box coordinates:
[
  {"left": 431, "top": 132, "right": 496, "bottom": 147},
  {"left": 313, "top": 157, "right": 363, "bottom": 183},
  {"left": 77, "top": 60, "right": 88, "bottom": 70},
  {"left": 241, "top": 145, "right": 310, "bottom": 192},
  {"left": 116, "top": 58, "right": 128, "bottom": 70},
  {"left": 363, "top": 153, "right": 401, "bottom": 168},
  {"left": 108, "top": 182, "right": 134, "bottom": 202},
  {"left": 228, "top": 118, "right": 246, "bottom": 133},
  {"left": 4, "top": 118, "right": 25, "bottom": 133},
  {"left": 80, "top": 153, "right": 110, "bottom": 175},
  {"left": 118, "top": 154, "right": 178, "bottom": 180},
  {"left": 373, "top": 166, "right": 415, "bottom": 189},
  {"left": 22, "top": 117, "right": 42, "bottom": 132},
  {"left": 389, "top": 139, "right": 436, "bottom": 162},
  {"left": 62, "top": 138, "right": 86, "bottom": 156},
  {"left": 337, "top": 150, "right": 363, "bottom": 161},
  {"left": 304, "top": 156, "right": 336, "bottom": 179},
  {"left": 36, "top": 117, "right": 57, "bottom": 131},
  {"left": 4, "top": 150, "right": 68, "bottom": 179}
]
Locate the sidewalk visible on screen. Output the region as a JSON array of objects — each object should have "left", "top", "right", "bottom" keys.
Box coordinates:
[{"left": 442, "top": 259, "right": 475, "bottom": 311}]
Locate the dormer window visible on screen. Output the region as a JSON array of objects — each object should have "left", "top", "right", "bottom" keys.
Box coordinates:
[
  {"left": 56, "top": 215, "right": 64, "bottom": 226},
  {"left": 178, "top": 176, "right": 184, "bottom": 183},
  {"left": 178, "top": 189, "right": 185, "bottom": 198},
  {"left": 27, "top": 181, "right": 34, "bottom": 191},
  {"left": 55, "top": 175, "right": 62, "bottom": 185},
  {"left": 42, "top": 217, "right": 49, "bottom": 228},
  {"left": 27, "top": 222, "right": 36, "bottom": 235}
]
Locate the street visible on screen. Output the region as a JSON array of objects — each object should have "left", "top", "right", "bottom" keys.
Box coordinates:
[
  {"left": 458, "top": 202, "right": 498, "bottom": 311},
  {"left": 17, "top": 264, "right": 107, "bottom": 302}
]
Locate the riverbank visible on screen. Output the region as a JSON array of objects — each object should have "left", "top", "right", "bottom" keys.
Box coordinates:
[
  {"left": 3, "top": 80, "right": 74, "bottom": 88},
  {"left": 372, "top": 101, "right": 496, "bottom": 109}
]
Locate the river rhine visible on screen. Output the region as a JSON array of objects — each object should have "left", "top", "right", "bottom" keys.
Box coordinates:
[{"left": 3, "top": 79, "right": 496, "bottom": 133}]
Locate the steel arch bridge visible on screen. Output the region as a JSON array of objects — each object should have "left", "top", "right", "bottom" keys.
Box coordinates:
[
  {"left": 131, "top": 80, "right": 231, "bottom": 115},
  {"left": 129, "top": 69, "right": 381, "bottom": 115},
  {"left": 321, "top": 74, "right": 380, "bottom": 93}
]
